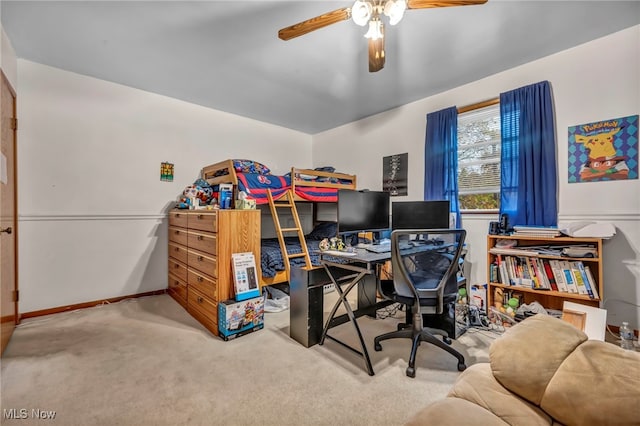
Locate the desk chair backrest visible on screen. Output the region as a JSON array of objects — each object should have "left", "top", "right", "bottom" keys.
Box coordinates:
[{"left": 390, "top": 229, "right": 467, "bottom": 315}]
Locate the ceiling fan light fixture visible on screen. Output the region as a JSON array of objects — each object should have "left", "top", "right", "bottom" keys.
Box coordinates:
[
  {"left": 364, "top": 18, "right": 383, "bottom": 40},
  {"left": 351, "top": 0, "right": 373, "bottom": 26},
  {"left": 383, "top": 0, "right": 406, "bottom": 25}
]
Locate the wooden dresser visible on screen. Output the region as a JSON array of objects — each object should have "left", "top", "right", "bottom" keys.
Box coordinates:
[{"left": 168, "top": 209, "right": 261, "bottom": 335}]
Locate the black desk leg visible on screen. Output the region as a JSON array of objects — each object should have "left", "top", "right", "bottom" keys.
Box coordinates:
[{"left": 320, "top": 268, "right": 375, "bottom": 376}]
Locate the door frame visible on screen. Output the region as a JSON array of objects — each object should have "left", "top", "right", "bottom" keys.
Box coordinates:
[{"left": 1, "top": 68, "right": 19, "bottom": 355}]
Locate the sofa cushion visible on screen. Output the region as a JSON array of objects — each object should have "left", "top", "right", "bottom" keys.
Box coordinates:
[
  {"left": 405, "top": 397, "right": 509, "bottom": 426},
  {"left": 490, "top": 315, "right": 588, "bottom": 405},
  {"left": 448, "top": 363, "right": 552, "bottom": 426},
  {"left": 541, "top": 339, "right": 640, "bottom": 426}
]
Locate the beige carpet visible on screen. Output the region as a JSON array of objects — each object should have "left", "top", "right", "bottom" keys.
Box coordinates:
[{"left": 0, "top": 294, "right": 495, "bottom": 426}]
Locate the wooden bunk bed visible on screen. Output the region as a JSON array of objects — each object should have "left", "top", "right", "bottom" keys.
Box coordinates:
[{"left": 201, "top": 159, "right": 357, "bottom": 286}]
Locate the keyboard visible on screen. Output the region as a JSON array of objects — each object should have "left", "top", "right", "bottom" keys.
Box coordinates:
[{"left": 365, "top": 244, "right": 391, "bottom": 253}]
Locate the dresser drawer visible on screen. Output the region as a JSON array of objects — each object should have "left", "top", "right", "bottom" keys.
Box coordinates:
[
  {"left": 188, "top": 212, "right": 218, "bottom": 233},
  {"left": 188, "top": 268, "right": 218, "bottom": 301},
  {"left": 168, "top": 257, "right": 188, "bottom": 282},
  {"left": 168, "top": 242, "right": 188, "bottom": 265},
  {"left": 168, "top": 226, "right": 188, "bottom": 246},
  {"left": 187, "top": 230, "right": 217, "bottom": 255},
  {"left": 168, "top": 273, "right": 188, "bottom": 308},
  {"left": 188, "top": 287, "right": 218, "bottom": 335},
  {"left": 187, "top": 249, "right": 217, "bottom": 278},
  {"left": 169, "top": 210, "right": 189, "bottom": 228}
]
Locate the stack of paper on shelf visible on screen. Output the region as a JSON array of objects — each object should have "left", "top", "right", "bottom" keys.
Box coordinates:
[
  {"left": 558, "top": 221, "right": 616, "bottom": 238},
  {"left": 512, "top": 226, "right": 562, "bottom": 237}
]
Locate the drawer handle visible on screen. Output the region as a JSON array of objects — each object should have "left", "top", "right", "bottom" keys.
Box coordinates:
[
  {"left": 174, "top": 230, "right": 180, "bottom": 234},
  {"left": 197, "top": 214, "right": 203, "bottom": 219},
  {"left": 174, "top": 247, "right": 180, "bottom": 252},
  {"left": 197, "top": 296, "right": 204, "bottom": 303},
  {"left": 197, "top": 235, "right": 204, "bottom": 241},
  {"left": 174, "top": 264, "right": 180, "bottom": 269},
  {"left": 197, "top": 276, "right": 204, "bottom": 282},
  {"left": 198, "top": 256, "right": 204, "bottom": 261}
]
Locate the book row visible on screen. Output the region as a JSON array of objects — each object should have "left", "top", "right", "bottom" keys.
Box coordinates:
[{"left": 490, "top": 255, "right": 599, "bottom": 299}]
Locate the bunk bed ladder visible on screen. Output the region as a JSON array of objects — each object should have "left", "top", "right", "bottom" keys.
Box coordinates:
[{"left": 266, "top": 189, "right": 313, "bottom": 280}]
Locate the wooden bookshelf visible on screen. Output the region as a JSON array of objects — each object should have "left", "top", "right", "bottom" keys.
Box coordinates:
[{"left": 487, "top": 234, "right": 604, "bottom": 313}]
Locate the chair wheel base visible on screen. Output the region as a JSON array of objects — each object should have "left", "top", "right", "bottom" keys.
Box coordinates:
[
  {"left": 406, "top": 366, "right": 416, "bottom": 378},
  {"left": 457, "top": 363, "right": 466, "bottom": 372},
  {"left": 374, "top": 342, "right": 382, "bottom": 351}
]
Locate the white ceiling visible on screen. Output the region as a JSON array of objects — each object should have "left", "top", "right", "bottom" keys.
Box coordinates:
[{"left": 2, "top": 1, "right": 639, "bottom": 134}]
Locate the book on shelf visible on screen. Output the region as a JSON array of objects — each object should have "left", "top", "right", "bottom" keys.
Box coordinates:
[
  {"left": 542, "top": 259, "right": 558, "bottom": 291},
  {"left": 584, "top": 265, "right": 600, "bottom": 300},
  {"left": 549, "top": 259, "right": 569, "bottom": 293},
  {"left": 569, "top": 261, "right": 590, "bottom": 297},
  {"left": 574, "top": 261, "right": 595, "bottom": 299},
  {"left": 496, "top": 255, "right": 510, "bottom": 286},
  {"left": 560, "top": 260, "right": 579, "bottom": 293}
]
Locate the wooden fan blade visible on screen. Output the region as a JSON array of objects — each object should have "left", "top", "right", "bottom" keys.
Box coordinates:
[
  {"left": 407, "top": 0, "right": 487, "bottom": 10},
  {"left": 368, "top": 35, "right": 385, "bottom": 73},
  {"left": 278, "top": 7, "right": 351, "bottom": 41}
]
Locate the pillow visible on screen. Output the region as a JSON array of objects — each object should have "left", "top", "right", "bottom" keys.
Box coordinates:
[
  {"left": 233, "top": 159, "right": 271, "bottom": 175},
  {"left": 307, "top": 222, "right": 338, "bottom": 240},
  {"left": 314, "top": 166, "right": 336, "bottom": 173}
]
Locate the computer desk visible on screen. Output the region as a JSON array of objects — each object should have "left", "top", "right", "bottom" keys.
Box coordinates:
[
  {"left": 319, "top": 249, "right": 393, "bottom": 376},
  {"left": 317, "top": 242, "right": 463, "bottom": 376}
]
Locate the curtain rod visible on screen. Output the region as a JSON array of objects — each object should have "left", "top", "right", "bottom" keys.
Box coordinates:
[{"left": 457, "top": 97, "right": 499, "bottom": 114}]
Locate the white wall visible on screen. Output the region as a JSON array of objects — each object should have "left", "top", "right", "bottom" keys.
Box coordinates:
[
  {"left": 313, "top": 26, "right": 640, "bottom": 329},
  {"left": 1, "top": 26, "right": 17, "bottom": 88},
  {"left": 17, "top": 60, "right": 311, "bottom": 312}
]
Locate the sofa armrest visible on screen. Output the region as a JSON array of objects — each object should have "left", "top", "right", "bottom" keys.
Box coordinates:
[
  {"left": 448, "top": 363, "right": 552, "bottom": 426},
  {"left": 405, "top": 397, "right": 508, "bottom": 426}
]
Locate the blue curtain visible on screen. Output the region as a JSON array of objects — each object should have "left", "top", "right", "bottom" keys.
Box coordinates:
[
  {"left": 424, "top": 106, "right": 461, "bottom": 228},
  {"left": 500, "top": 81, "right": 557, "bottom": 227}
]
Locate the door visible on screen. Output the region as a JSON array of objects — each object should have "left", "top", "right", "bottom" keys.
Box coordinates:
[{"left": 1, "top": 70, "right": 18, "bottom": 355}]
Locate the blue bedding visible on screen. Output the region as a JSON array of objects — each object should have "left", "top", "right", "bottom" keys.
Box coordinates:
[{"left": 261, "top": 237, "right": 324, "bottom": 278}]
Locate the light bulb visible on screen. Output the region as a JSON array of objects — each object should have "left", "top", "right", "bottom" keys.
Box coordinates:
[
  {"left": 364, "top": 19, "right": 383, "bottom": 40},
  {"left": 384, "top": 0, "right": 406, "bottom": 25},
  {"left": 352, "top": 0, "right": 373, "bottom": 26}
]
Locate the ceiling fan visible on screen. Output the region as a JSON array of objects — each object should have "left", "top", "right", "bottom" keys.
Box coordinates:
[{"left": 278, "top": 0, "right": 488, "bottom": 73}]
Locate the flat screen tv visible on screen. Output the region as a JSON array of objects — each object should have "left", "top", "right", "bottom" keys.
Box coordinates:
[
  {"left": 391, "top": 200, "right": 450, "bottom": 230},
  {"left": 337, "top": 189, "right": 390, "bottom": 235}
]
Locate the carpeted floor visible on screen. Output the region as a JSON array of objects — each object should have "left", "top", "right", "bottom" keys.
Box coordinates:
[{"left": 0, "top": 294, "right": 495, "bottom": 426}]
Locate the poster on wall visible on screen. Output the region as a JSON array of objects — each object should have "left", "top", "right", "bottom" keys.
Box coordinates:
[
  {"left": 383, "top": 153, "right": 408, "bottom": 196},
  {"left": 160, "top": 161, "right": 174, "bottom": 182},
  {"left": 568, "top": 115, "right": 638, "bottom": 183}
]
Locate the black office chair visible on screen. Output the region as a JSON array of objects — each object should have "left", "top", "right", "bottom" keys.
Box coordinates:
[{"left": 374, "top": 229, "right": 467, "bottom": 378}]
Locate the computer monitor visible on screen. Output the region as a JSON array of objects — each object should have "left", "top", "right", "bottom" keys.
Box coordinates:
[
  {"left": 337, "top": 189, "right": 390, "bottom": 236},
  {"left": 391, "top": 200, "right": 451, "bottom": 230}
]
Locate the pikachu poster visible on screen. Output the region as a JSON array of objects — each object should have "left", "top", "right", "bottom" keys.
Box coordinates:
[{"left": 568, "top": 115, "right": 638, "bottom": 183}]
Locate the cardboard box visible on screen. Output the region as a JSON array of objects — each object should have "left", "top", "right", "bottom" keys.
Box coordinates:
[
  {"left": 235, "top": 199, "right": 256, "bottom": 210},
  {"left": 218, "top": 295, "right": 265, "bottom": 341}
]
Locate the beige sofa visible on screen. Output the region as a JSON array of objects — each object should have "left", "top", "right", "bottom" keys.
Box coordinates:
[{"left": 407, "top": 314, "right": 640, "bottom": 426}]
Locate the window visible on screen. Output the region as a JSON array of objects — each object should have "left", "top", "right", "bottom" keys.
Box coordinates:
[{"left": 457, "top": 103, "right": 501, "bottom": 211}]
